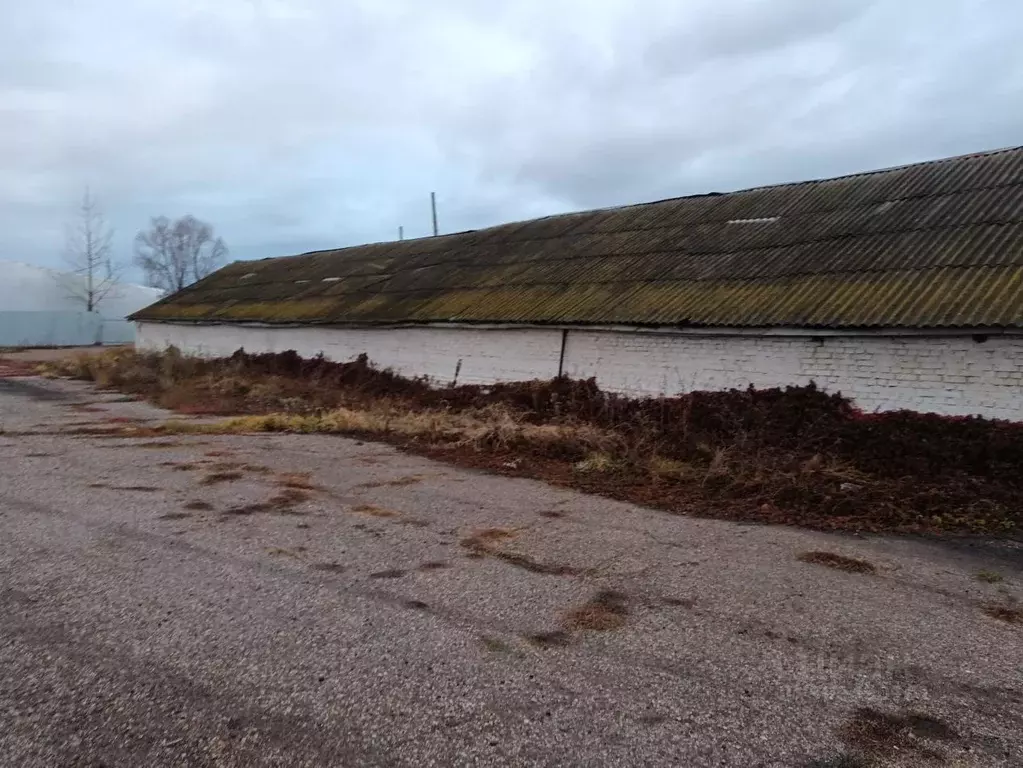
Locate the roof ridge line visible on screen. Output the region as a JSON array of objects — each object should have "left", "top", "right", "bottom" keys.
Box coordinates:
[{"left": 262, "top": 149, "right": 1023, "bottom": 259}]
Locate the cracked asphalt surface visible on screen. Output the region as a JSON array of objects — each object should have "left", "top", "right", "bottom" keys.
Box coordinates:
[{"left": 1, "top": 375, "right": 1021, "bottom": 767}]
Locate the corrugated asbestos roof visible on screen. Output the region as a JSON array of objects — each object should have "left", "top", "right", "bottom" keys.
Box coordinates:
[{"left": 133, "top": 146, "right": 1023, "bottom": 329}]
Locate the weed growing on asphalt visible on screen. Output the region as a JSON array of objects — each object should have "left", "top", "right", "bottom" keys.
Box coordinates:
[
  {"left": 563, "top": 589, "right": 629, "bottom": 631},
  {"left": 981, "top": 601, "right": 1022, "bottom": 624},
  {"left": 976, "top": 569, "right": 1004, "bottom": 584},
  {"left": 198, "top": 470, "right": 244, "bottom": 486},
  {"left": 798, "top": 551, "right": 877, "bottom": 575}
]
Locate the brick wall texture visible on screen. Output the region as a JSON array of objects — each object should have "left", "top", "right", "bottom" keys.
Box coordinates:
[{"left": 136, "top": 323, "right": 1023, "bottom": 421}]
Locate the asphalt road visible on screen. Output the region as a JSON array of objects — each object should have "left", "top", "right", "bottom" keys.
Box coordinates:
[{"left": 1, "top": 376, "right": 1021, "bottom": 767}]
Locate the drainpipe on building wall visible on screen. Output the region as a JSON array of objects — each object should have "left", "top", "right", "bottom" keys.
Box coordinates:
[{"left": 557, "top": 330, "right": 568, "bottom": 378}]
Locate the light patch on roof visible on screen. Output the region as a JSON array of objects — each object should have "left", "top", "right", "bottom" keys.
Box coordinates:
[
  {"left": 322, "top": 277, "right": 342, "bottom": 282},
  {"left": 726, "top": 217, "right": 779, "bottom": 225}
]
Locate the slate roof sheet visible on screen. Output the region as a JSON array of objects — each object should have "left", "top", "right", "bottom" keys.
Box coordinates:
[{"left": 134, "top": 146, "right": 1023, "bottom": 329}]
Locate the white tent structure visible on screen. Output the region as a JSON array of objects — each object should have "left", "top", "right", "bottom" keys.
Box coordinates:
[{"left": 0, "top": 260, "right": 163, "bottom": 346}]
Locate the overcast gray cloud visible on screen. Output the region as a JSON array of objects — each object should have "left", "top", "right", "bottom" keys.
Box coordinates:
[{"left": 2, "top": 0, "right": 1022, "bottom": 280}]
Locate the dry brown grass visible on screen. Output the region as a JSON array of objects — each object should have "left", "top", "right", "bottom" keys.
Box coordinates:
[
  {"left": 165, "top": 461, "right": 202, "bottom": 471},
  {"left": 975, "top": 570, "right": 1004, "bottom": 584},
  {"left": 139, "top": 404, "right": 625, "bottom": 474},
  {"left": 480, "top": 636, "right": 515, "bottom": 653},
  {"left": 265, "top": 546, "right": 306, "bottom": 558},
  {"left": 458, "top": 527, "right": 578, "bottom": 575},
  {"left": 272, "top": 488, "right": 311, "bottom": 506},
  {"left": 223, "top": 501, "right": 273, "bottom": 516},
  {"left": 525, "top": 630, "right": 572, "bottom": 648},
  {"left": 352, "top": 504, "right": 398, "bottom": 518},
  {"left": 158, "top": 512, "right": 192, "bottom": 520},
  {"left": 838, "top": 707, "right": 958, "bottom": 764},
  {"left": 209, "top": 408, "right": 470, "bottom": 440},
  {"left": 663, "top": 597, "right": 697, "bottom": 609},
  {"left": 369, "top": 568, "right": 407, "bottom": 579},
  {"left": 798, "top": 551, "right": 877, "bottom": 575},
  {"left": 223, "top": 488, "right": 311, "bottom": 516},
  {"left": 66, "top": 425, "right": 138, "bottom": 436},
  {"left": 358, "top": 475, "right": 425, "bottom": 488},
  {"left": 460, "top": 529, "right": 507, "bottom": 556},
  {"left": 309, "top": 562, "right": 345, "bottom": 573},
  {"left": 648, "top": 455, "right": 697, "bottom": 480},
  {"left": 563, "top": 589, "right": 629, "bottom": 631},
  {"left": 491, "top": 549, "right": 579, "bottom": 575},
  {"left": 573, "top": 452, "right": 626, "bottom": 475},
  {"left": 460, "top": 528, "right": 517, "bottom": 549},
  {"left": 981, "top": 601, "right": 1023, "bottom": 624},
  {"left": 198, "top": 470, "right": 244, "bottom": 486},
  {"left": 204, "top": 460, "right": 273, "bottom": 475},
  {"left": 276, "top": 472, "right": 317, "bottom": 489},
  {"left": 88, "top": 482, "right": 160, "bottom": 492},
  {"left": 419, "top": 561, "right": 450, "bottom": 571},
  {"left": 207, "top": 461, "right": 241, "bottom": 471}
]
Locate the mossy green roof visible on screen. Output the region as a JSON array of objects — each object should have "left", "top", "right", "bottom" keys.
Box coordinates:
[{"left": 134, "top": 146, "right": 1023, "bottom": 329}]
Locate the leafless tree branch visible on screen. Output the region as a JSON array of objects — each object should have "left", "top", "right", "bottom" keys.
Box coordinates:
[
  {"left": 62, "top": 188, "right": 123, "bottom": 313},
  {"left": 133, "top": 215, "right": 228, "bottom": 293}
]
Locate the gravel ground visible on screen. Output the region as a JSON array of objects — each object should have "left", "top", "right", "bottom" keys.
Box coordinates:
[{"left": 0, "top": 376, "right": 1021, "bottom": 768}]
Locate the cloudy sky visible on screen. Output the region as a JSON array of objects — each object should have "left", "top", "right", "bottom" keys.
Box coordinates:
[{"left": 3, "top": 0, "right": 1022, "bottom": 281}]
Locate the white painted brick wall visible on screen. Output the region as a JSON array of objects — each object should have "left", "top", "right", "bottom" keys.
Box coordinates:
[
  {"left": 565, "top": 330, "right": 1023, "bottom": 420},
  {"left": 136, "top": 322, "right": 1023, "bottom": 421},
  {"left": 135, "top": 323, "right": 562, "bottom": 385}
]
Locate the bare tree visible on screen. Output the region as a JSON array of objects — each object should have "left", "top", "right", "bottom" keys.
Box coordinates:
[
  {"left": 63, "top": 188, "right": 122, "bottom": 312},
  {"left": 134, "top": 215, "right": 228, "bottom": 292}
]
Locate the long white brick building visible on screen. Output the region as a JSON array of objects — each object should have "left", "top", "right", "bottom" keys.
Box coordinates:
[{"left": 133, "top": 147, "right": 1023, "bottom": 421}]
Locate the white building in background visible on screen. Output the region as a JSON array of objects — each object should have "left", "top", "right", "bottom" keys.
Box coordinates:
[
  {"left": 0, "top": 260, "right": 163, "bottom": 346},
  {"left": 133, "top": 147, "right": 1023, "bottom": 421}
]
